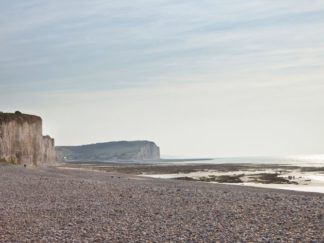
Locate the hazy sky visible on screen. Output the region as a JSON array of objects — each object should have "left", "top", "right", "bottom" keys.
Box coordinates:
[{"left": 1, "top": 0, "right": 324, "bottom": 157}]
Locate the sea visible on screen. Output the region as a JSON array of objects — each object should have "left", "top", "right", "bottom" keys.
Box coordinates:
[
  {"left": 156, "top": 154, "right": 324, "bottom": 193},
  {"left": 160, "top": 154, "right": 324, "bottom": 167}
]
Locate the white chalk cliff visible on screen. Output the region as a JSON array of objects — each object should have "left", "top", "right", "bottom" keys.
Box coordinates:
[{"left": 0, "top": 111, "right": 56, "bottom": 165}]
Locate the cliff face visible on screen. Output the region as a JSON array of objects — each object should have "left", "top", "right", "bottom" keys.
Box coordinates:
[
  {"left": 136, "top": 142, "right": 160, "bottom": 161},
  {"left": 56, "top": 141, "right": 160, "bottom": 162},
  {"left": 0, "top": 112, "right": 56, "bottom": 165},
  {"left": 41, "top": 136, "right": 57, "bottom": 164}
]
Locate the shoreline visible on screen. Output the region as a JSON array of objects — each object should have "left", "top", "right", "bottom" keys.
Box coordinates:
[{"left": 59, "top": 162, "right": 324, "bottom": 194}]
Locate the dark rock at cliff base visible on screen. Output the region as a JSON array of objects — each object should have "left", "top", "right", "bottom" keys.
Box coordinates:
[
  {"left": 56, "top": 141, "right": 160, "bottom": 162},
  {"left": 0, "top": 111, "right": 56, "bottom": 165}
]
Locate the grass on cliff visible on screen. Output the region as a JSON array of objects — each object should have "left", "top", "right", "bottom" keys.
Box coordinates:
[
  {"left": 0, "top": 158, "right": 17, "bottom": 164},
  {"left": 0, "top": 111, "right": 41, "bottom": 124}
]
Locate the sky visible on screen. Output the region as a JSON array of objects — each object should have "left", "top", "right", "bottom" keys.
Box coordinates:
[{"left": 1, "top": 0, "right": 324, "bottom": 157}]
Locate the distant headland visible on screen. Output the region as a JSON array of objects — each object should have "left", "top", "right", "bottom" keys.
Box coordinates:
[{"left": 56, "top": 141, "right": 160, "bottom": 162}]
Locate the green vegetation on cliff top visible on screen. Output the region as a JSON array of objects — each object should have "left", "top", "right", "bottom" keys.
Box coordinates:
[{"left": 0, "top": 111, "right": 41, "bottom": 124}]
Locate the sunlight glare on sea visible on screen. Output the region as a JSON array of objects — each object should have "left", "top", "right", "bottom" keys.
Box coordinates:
[
  {"left": 164, "top": 154, "right": 324, "bottom": 167},
  {"left": 285, "top": 154, "right": 324, "bottom": 167}
]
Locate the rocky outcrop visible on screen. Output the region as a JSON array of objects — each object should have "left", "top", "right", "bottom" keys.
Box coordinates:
[
  {"left": 56, "top": 141, "right": 160, "bottom": 162},
  {"left": 0, "top": 111, "right": 56, "bottom": 165}
]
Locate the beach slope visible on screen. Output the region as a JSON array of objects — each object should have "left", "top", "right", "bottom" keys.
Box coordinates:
[{"left": 0, "top": 164, "right": 323, "bottom": 242}]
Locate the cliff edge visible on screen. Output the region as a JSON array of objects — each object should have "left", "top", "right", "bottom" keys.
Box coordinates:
[{"left": 0, "top": 111, "right": 56, "bottom": 165}]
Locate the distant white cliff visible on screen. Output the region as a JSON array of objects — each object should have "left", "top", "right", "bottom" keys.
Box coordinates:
[{"left": 56, "top": 141, "right": 160, "bottom": 162}]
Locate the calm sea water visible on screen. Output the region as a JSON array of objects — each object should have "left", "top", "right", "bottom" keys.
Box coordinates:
[{"left": 161, "top": 154, "right": 324, "bottom": 167}]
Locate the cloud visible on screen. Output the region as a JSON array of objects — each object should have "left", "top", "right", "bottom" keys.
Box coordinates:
[{"left": 1, "top": 0, "right": 324, "bottom": 155}]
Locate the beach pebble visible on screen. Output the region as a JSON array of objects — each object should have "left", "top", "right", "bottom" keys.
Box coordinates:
[{"left": 0, "top": 165, "right": 323, "bottom": 242}]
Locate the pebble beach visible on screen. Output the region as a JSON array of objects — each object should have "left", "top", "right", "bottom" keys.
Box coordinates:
[{"left": 0, "top": 164, "right": 323, "bottom": 242}]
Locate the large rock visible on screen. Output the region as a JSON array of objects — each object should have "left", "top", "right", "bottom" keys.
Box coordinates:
[
  {"left": 0, "top": 111, "right": 56, "bottom": 165},
  {"left": 56, "top": 141, "right": 160, "bottom": 162}
]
